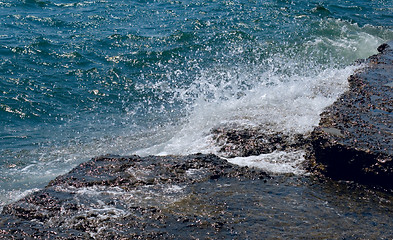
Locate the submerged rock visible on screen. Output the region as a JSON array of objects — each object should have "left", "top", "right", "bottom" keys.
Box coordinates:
[
  {"left": 309, "top": 41, "right": 393, "bottom": 188},
  {"left": 0, "top": 154, "right": 268, "bottom": 239}
]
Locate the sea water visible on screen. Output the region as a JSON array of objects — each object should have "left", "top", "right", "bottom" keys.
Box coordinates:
[{"left": 0, "top": 0, "right": 392, "bottom": 211}]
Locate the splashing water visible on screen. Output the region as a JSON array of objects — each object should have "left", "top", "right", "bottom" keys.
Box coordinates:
[{"left": 0, "top": 0, "right": 392, "bottom": 208}]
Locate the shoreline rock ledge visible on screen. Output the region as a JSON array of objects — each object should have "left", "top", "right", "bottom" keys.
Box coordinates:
[
  {"left": 0, "top": 154, "right": 269, "bottom": 239},
  {"left": 308, "top": 41, "right": 393, "bottom": 188}
]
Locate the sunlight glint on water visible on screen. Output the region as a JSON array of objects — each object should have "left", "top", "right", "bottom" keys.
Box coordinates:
[{"left": 0, "top": 0, "right": 392, "bottom": 208}]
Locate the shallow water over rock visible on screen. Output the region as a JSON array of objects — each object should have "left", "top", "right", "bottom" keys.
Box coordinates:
[{"left": 1, "top": 154, "right": 393, "bottom": 239}]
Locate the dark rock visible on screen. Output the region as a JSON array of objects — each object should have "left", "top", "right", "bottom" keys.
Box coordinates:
[
  {"left": 212, "top": 126, "right": 310, "bottom": 158},
  {"left": 309, "top": 41, "right": 393, "bottom": 188},
  {"left": 0, "top": 214, "right": 90, "bottom": 239},
  {"left": 0, "top": 154, "right": 269, "bottom": 239}
]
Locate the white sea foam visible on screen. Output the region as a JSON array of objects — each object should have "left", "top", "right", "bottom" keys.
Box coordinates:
[
  {"left": 133, "top": 32, "right": 370, "bottom": 174},
  {"left": 135, "top": 64, "right": 360, "bottom": 159},
  {"left": 226, "top": 151, "right": 307, "bottom": 175},
  {"left": 66, "top": 184, "right": 187, "bottom": 208},
  {"left": 134, "top": 19, "right": 388, "bottom": 172}
]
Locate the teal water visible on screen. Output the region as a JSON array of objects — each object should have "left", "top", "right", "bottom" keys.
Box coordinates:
[{"left": 0, "top": 0, "right": 392, "bottom": 216}]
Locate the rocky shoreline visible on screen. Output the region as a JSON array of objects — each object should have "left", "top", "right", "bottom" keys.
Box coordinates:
[
  {"left": 0, "top": 154, "right": 269, "bottom": 239},
  {"left": 0, "top": 42, "right": 392, "bottom": 239},
  {"left": 308, "top": 40, "right": 393, "bottom": 188}
]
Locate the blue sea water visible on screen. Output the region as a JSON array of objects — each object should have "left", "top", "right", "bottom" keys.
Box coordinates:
[{"left": 0, "top": 0, "right": 392, "bottom": 209}]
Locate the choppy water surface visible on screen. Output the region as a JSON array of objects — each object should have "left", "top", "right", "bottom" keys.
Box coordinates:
[{"left": 0, "top": 0, "right": 393, "bottom": 236}]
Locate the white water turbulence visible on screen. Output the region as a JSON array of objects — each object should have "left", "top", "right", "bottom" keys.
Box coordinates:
[
  {"left": 135, "top": 60, "right": 362, "bottom": 173},
  {"left": 227, "top": 151, "right": 307, "bottom": 175},
  {"left": 135, "top": 20, "right": 388, "bottom": 175}
]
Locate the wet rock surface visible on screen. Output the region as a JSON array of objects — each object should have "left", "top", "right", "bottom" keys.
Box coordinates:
[
  {"left": 0, "top": 154, "right": 269, "bottom": 239},
  {"left": 309, "top": 41, "right": 393, "bottom": 188},
  {"left": 3, "top": 154, "right": 393, "bottom": 239},
  {"left": 212, "top": 126, "right": 310, "bottom": 158}
]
